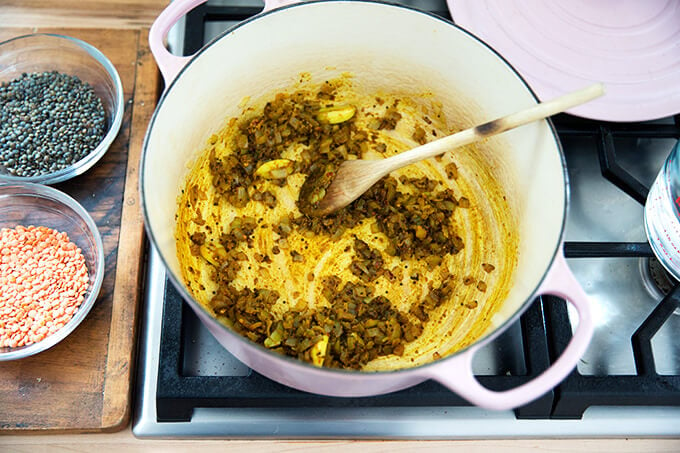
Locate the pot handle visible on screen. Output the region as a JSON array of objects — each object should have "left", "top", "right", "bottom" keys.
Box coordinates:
[
  {"left": 426, "top": 250, "right": 593, "bottom": 410},
  {"left": 149, "top": 0, "right": 210, "bottom": 85},
  {"left": 149, "top": 0, "right": 301, "bottom": 85}
]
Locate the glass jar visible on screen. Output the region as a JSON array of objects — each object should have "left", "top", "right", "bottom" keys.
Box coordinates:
[{"left": 645, "top": 140, "right": 680, "bottom": 280}]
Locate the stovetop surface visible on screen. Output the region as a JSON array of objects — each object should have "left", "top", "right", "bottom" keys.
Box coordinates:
[
  {"left": 133, "top": 0, "right": 680, "bottom": 438},
  {"left": 563, "top": 131, "right": 680, "bottom": 376}
]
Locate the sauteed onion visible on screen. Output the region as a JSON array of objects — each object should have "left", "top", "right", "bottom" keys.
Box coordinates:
[{"left": 176, "top": 75, "right": 518, "bottom": 370}]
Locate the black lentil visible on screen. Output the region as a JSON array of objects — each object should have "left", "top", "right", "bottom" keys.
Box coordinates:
[{"left": 0, "top": 71, "right": 106, "bottom": 177}]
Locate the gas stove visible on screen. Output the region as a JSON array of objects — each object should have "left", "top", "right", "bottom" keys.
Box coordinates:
[{"left": 133, "top": 0, "right": 680, "bottom": 438}]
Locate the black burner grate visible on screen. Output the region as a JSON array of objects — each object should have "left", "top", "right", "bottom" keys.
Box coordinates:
[
  {"left": 154, "top": 1, "right": 680, "bottom": 423},
  {"left": 547, "top": 117, "right": 680, "bottom": 418}
]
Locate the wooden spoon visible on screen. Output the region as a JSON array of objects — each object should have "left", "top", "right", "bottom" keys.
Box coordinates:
[{"left": 298, "top": 83, "right": 604, "bottom": 216}]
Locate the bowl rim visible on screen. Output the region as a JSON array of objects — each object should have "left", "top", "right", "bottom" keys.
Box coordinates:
[
  {"left": 0, "top": 182, "right": 105, "bottom": 360},
  {"left": 0, "top": 33, "right": 124, "bottom": 184}
]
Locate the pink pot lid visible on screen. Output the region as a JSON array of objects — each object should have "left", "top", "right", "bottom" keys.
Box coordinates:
[{"left": 447, "top": 0, "right": 680, "bottom": 122}]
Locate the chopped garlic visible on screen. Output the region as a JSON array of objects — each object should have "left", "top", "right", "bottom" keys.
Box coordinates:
[
  {"left": 254, "top": 159, "right": 294, "bottom": 179},
  {"left": 310, "top": 335, "right": 329, "bottom": 367},
  {"left": 316, "top": 105, "right": 356, "bottom": 124}
]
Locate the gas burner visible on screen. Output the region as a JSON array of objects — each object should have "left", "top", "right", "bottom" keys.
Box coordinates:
[
  {"left": 641, "top": 256, "right": 676, "bottom": 297},
  {"left": 640, "top": 256, "right": 680, "bottom": 315}
]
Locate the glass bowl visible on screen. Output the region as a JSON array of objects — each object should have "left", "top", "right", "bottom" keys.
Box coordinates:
[
  {"left": 0, "top": 182, "right": 105, "bottom": 360},
  {"left": 0, "top": 33, "right": 124, "bottom": 184}
]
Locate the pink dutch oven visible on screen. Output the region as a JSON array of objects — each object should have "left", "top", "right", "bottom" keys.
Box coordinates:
[{"left": 141, "top": 0, "right": 594, "bottom": 410}]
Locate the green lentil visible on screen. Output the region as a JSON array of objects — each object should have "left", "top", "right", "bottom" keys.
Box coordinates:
[{"left": 0, "top": 71, "right": 106, "bottom": 177}]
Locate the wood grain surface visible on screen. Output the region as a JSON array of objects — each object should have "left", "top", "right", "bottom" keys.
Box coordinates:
[
  {"left": 0, "top": 1, "right": 167, "bottom": 29},
  {"left": 0, "top": 27, "right": 160, "bottom": 433}
]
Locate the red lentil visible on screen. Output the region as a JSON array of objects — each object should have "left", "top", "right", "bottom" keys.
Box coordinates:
[{"left": 0, "top": 225, "right": 89, "bottom": 348}]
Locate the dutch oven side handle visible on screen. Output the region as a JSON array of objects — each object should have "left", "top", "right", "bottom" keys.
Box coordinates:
[
  {"left": 425, "top": 250, "right": 594, "bottom": 411},
  {"left": 149, "top": 0, "right": 302, "bottom": 86},
  {"left": 149, "top": 0, "right": 209, "bottom": 85}
]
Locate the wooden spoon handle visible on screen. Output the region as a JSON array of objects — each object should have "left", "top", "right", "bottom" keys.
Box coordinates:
[{"left": 382, "top": 83, "right": 604, "bottom": 172}]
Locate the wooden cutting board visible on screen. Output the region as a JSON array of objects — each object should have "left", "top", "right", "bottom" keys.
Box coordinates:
[{"left": 0, "top": 27, "right": 160, "bottom": 433}]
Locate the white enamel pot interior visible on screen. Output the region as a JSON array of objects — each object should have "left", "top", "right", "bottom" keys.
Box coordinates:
[{"left": 142, "top": 0, "right": 594, "bottom": 410}]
